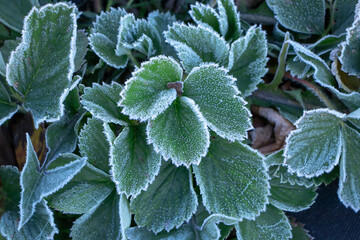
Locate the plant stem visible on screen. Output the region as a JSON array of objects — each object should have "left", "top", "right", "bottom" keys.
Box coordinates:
[
  {"left": 106, "top": 0, "right": 113, "bottom": 11},
  {"left": 127, "top": 53, "right": 140, "bottom": 68}
]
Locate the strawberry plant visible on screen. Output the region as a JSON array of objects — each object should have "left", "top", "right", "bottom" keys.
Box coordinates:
[{"left": 0, "top": 0, "right": 360, "bottom": 239}]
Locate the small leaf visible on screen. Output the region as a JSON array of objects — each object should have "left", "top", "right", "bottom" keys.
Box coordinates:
[
  {"left": 284, "top": 109, "right": 344, "bottom": 177},
  {"left": 0, "top": 81, "right": 19, "bottom": 125},
  {"left": 289, "top": 218, "right": 313, "bottom": 240},
  {"left": 165, "top": 23, "right": 229, "bottom": 72},
  {"left": 235, "top": 205, "right": 292, "bottom": 240},
  {"left": 147, "top": 97, "right": 209, "bottom": 166},
  {"left": 70, "top": 191, "right": 122, "bottom": 240},
  {"left": 130, "top": 161, "right": 198, "bottom": 233},
  {"left": 110, "top": 124, "right": 161, "bottom": 196},
  {"left": 74, "top": 29, "right": 88, "bottom": 71},
  {"left": 120, "top": 56, "right": 181, "bottom": 121},
  {"left": 189, "top": 2, "right": 221, "bottom": 33},
  {"left": 6, "top": 3, "right": 78, "bottom": 127},
  {"left": 89, "top": 7, "right": 128, "bottom": 68},
  {"left": 193, "top": 137, "right": 269, "bottom": 220},
  {"left": 81, "top": 82, "right": 130, "bottom": 125},
  {"left": 79, "top": 118, "right": 111, "bottom": 173},
  {"left": 228, "top": 26, "right": 268, "bottom": 96},
  {"left": 217, "top": 0, "right": 242, "bottom": 41},
  {"left": 266, "top": 0, "right": 325, "bottom": 34},
  {"left": 19, "top": 134, "right": 87, "bottom": 228},
  {"left": 184, "top": 64, "right": 251, "bottom": 141}
]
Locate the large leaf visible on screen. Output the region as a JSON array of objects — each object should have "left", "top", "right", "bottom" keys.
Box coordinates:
[
  {"left": 130, "top": 161, "right": 198, "bottom": 233},
  {"left": 89, "top": 7, "right": 128, "bottom": 68},
  {"left": 235, "top": 205, "right": 292, "bottom": 240},
  {"left": 0, "top": 81, "right": 19, "bottom": 125},
  {"left": 147, "top": 97, "right": 209, "bottom": 166},
  {"left": 284, "top": 109, "right": 344, "bottom": 177},
  {"left": 19, "top": 134, "right": 86, "bottom": 228},
  {"left": 81, "top": 82, "right": 129, "bottom": 125},
  {"left": 110, "top": 124, "right": 161, "bottom": 197},
  {"left": 193, "top": 136, "right": 269, "bottom": 220},
  {"left": 165, "top": 23, "right": 229, "bottom": 72},
  {"left": 332, "top": 0, "right": 358, "bottom": 35},
  {"left": 6, "top": 3, "right": 77, "bottom": 127},
  {"left": 120, "top": 56, "right": 181, "bottom": 121},
  {"left": 266, "top": 0, "right": 325, "bottom": 34},
  {"left": 0, "top": 0, "right": 39, "bottom": 32},
  {"left": 183, "top": 64, "right": 251, "bottom": 141},
  {"left": 228, "top": 26, "right": 268, "bottom": 96}
]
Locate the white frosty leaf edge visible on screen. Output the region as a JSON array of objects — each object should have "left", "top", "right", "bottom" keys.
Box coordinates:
[
  {"left": 42, "top": 199, "right": 59, "bottom": 238},
  {"left": 0, "top": 105, "right": 19, "bottom": 126},
  {"left": 284, "top": 108, "right": 346, "bottom": 178},
  {"left": 146, "top": 97, "right": 210, "bottom": 167},
  {"left": 189, "top": 2, "right": 222, "bottom": 32},
  {"left": 120, "top": 55, "right": 182, "bottom": 122},
  {"left": 217, "top": 0, "right": 241, "bottom": 37},
  {"left": 6, "top": 2, "right": 77, "bottom": 128}
]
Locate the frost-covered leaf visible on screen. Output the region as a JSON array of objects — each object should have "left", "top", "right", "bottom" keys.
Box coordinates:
[
  {"left": 0, "top": 81, "right": 19, "bottom": 125},
  {"left": 184, "top": 64, "right": 251, "bottom": 141},
  {"left": 79, "top": 118, "right": 111, "bottom": 173},
  {"left": 19, "top": 134, "right": 86, "bottom": 228},
  {"left": 193, "top": 136, "right": 269, "bottom": 220},
  {"left": 217, "top": 0, "right": 241, "bottom": 41},
  {"left": 120, "top": 56, "right": 181, "bottom": 121},
  {"left": 81, "top": 82, "right": 129, "bottom": 125},
  {"left": 89, "top": 7, "right": 128, "bottom": 68},
  {"left": 269, "top": 177, "right": 317, "bottom": 212},
  {"left": 0, "top": 0, "right": 39, "bottom": 32},
  {"left": 340, "top": 1, "right": 360, "bottom": 77},
  {"left": 308, "top": 34, "right": 346, "bottom": 56},
  {"left": 235, "top": 205, "right": 292, "bottom": 240},
  {"left": 110, "top": 124, "right": 161, "bottom": 197},
  {"left": 0, "top": 52, "right": 5, "bottom": 76},
  {"left": 70, "top": 191, "right": 122, "bottom": 240},
  {"left": 117, "top": 13, "right": 161, "bottom": 57},
  {"left": 165, "top": 23, "right": 229, "bottom": 72},
  {"left": 147, "top": 97, "right": 209, "bottom": 166},
  {"left": 338, "top": 124, "right": 360, "bottom": 212},
  {"left": 0, "top": 39, "right": 21, "bottom": 65},
  {"left": 332, "top": 0, "right": 358, "bottom": 35},
  {"left": 284, "top": 109, "right": 344, "bottom": 178},
  {"left": 130, "top": 161, "right": 198, "bottom": 233},
  {"left": 265, "top": 150, "right": 284, "bottom": 168},
  {"left": 6, "top": 3, "right": 78, "bottom": 128},
  {"left": 274, "top": 165, "right": 314, "bottom": 187},
  {"left": 289, "top": 218, "right": 313, "bottom": 240},
  {"left": 266, "top": 0, "right": 325, "bottom": 34},
  {"left": 228, "top": 26, "right": 268, "bottom": 96},
  {"left": 189, "top": 2, "right": 221, "bottom": 33},
  {"left": 74, "top": 29, "right": 88, "bottom": 71},
  {"left": 120, "top": 194, "right": 131, "bottom": 238}
]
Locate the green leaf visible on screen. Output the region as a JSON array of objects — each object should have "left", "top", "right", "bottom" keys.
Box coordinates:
[
  {"left": 0, "top": 81, "right": 19, "bottom": 125},
  {"left": 70, "top": 191, "right": 122, "bottom": 240},
  {"left": 193, "top": 137, "right": 269, "bottom": 220},
  {"left": 284, "top": 109, "right": 344, "bottom": 177},
  {"left": 274, "top": 165, "right": 314, "bottom": 188},
  {"left": 265, "top": 150, "right": 284, "bottom": 168},
  {"left": 6, "top": 3, "right": 78, "bottom": 127},
  {"left": 0, "top": 51, "right": 5, "bottom": 76},
  {"left": 266, "top": 0, "right": 325, "bottom": 34},
  {"left": 338, "top": 124, "right": 360, "bottom": 212},
  {"left": 74, "top": 29, "right": 88, "bottom": 71},
  {"left": 339, "top": 1, "right": 360, "bottom": 77},
  {"left": 79, "top": 118, "right": 111, "bottom": 173},
  {"left": 165, "top": 23, "right": 229, "bottom": 72},
  {"left": 0, "top": 166, "right": 21, "bottom": 212},
  {"left": 183, "top": 64, "right": 251, "bottom": 141},
  {"left": 189, "top": 2, "right": 221, "bottom": 33},
  {"left": 235, "top": 205, "right": 292, "bottom": 240},
  {"left": 217, "top": 0, "right": 242, "bottom": 41},
  {"left": 289, "top": 218, "right": 313, "bottom": 240},
  {"left": 89, "top": 7, "right": 128, "bottom": 69},
  {"left": 81, "top": 82, "right": 129, "bottom": 125},
  {"left": 130, "top": 161, "right": 198, "bottom": 233},
  {"left": 110, "top": 124, "right": 161, "bottom": 197},
  {"left": 120, "top": 56, "right": 181, "bottom": 121},
  {"left": 120, "top": 194, "right": 132, "bottom": 239},
  {"left": 19, "top": 134, "right": 87, "bottom": 228},
  {"left": 117, "top": 13, "right": 162, "bottom": 57},
  {"left": 0, "top": 0, "right": 39, "bottom": 32},
  {"left": 0, "top": 39, "right": 21, "bottom": 65},
  {"left": 228, "top": 26, "right": 268, "bottom": 96},
  {"left": 332, "top": 0, "right": 358, "bottom": 35},
  {"left": 147, "top": 97, "right": 209, "bottom": 166},
  {"left": 269, "top": 177, "right": 317, "bottom": 212}
]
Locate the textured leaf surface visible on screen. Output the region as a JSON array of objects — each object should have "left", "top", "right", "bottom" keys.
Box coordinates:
[
  {"left": 266, "top": 0, "right": 325, "bottom": 34},
  {"left": 284, "top": 109, "right": 344, "bottom": 177},
  {"left": 332, "top": 0, "right": 358, "bottom": 35},
  {"left": 147, "top": 97, "right": 209, "bottom": 166},
  {"left": 184, "top": 64, "right": 251, "bottom": 141},
  {"left": 217, "top": 0, "right": 241, "bottom": 41},
  {"left": 235, "top": 205, "right": 292, "bottom": 240},
  {"left": 228, "top": 26, "right": 268, "bottom": 96},
  {"left": 0, "top": 81, "right": 19, "bottom": 125},
  {"left": 189, "top": 2, "right": 221, "bottom": 33},
  {"left": 130, "top": 161, "right": 198, "bottom": 233},
  {"left": 165, "top": 23, "right": 229, "bottom": 72},
  {"left": 0, "top": 0, "right": 39, "bottom": 32},
  {"left": 19, "top": 134, "right": 86, "bottom": 228},
  {"left": 111, "top": 124, "right": 161, "bottom": 196},
  {"left": 82, "top": 82, "right": 129, "bottom": 125},
  {"left": 89, "top": 7, "right": 128, "bottom": 68},
  {"left": 74, "top": 29, "right": 88, "bottom": 71},
  {"left": 70, "top": 191, "right": 121, "bottom": 240},
  {"left": 120, "top": 56, "right": 181, "bottom": 121},
  {"left": 193, "top": 137, "right": 269, "bottom": 220},
  {"left": 6, "top": 3, "right": 77, "bottom": 127}
]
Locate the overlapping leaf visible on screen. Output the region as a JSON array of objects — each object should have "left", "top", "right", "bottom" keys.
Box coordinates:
[
  {"left": 0, "top": 81, "right": 19, "bottom": 125},
  {"left": 332, "top": 0, "right": 358, "bottom": 35},
  {"left": 189, "top": 2, "right": 221, "bottom": 33}
]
